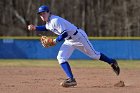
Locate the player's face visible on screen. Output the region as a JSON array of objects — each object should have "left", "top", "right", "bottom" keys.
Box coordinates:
[{"left": 39, "top": 12, "right": 49, "bottom": 22}]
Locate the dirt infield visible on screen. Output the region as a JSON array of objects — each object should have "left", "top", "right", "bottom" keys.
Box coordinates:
[{"left": 0, "top": 67, "right": 140, "bottom": 93}]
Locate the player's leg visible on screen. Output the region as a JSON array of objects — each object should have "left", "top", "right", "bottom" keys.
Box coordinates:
[
  {"left": 74, "top": 30, "right": 120, "bottom": 75},
  {"left": 99, "top": 53, "right": 120, "bottom": 75},
  {"left": 75, "top": 40, "right": 120, "bottom": 75},
  {"left": 57, "top": 41, "right": 77, "bottom": 87},
  {"left": 75, "top": 30, "right": 112, "bottom": 63}
]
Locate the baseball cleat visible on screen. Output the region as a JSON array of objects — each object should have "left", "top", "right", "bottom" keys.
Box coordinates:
[
  {"left": 60, "top": 78, "right": 77, "bottom": 87},
  {"left": 111, "top": 59, "right": 120, "bottom": 76}
]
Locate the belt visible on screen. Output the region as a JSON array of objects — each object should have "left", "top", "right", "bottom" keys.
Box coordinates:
[
  {"left": 67, "top": 29, "right": 79, "bottom": 40},
  {"left": 73, "top": 30, "right": 78, "bottom": 35}
]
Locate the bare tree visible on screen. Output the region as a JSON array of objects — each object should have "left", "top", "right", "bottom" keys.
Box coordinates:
[{"left": 0, "top": 0, "right": 140, "bottom": 36}]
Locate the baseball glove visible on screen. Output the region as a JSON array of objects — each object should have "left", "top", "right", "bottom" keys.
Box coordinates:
[{"left": 40, "top": 36, "right": 56, "bottom": 48}]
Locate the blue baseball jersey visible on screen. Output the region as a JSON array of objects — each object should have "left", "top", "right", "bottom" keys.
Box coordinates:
[{"left": 45, "top": 15, "right": 77, "bottom": 35}]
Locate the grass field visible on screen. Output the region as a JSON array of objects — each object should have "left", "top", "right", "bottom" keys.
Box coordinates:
[{"left": 0, "top": 59, "right": 140, "bottom": 69}]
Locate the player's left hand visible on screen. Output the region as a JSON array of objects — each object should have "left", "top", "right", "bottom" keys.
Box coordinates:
[{"left": 40, "top": 36, "right": 56, "bottom": 48}]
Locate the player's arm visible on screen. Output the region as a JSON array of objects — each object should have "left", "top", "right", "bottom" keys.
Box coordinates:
[
  {"left": 55, "top": 31, "right": 68, "bottom": 42},
  {"left": 53, "top": 19, "right": 69, "bottom": 42},
  {"left": 28, "top": 24, "right": 47, "bottom": 31},
  {"left": 36, "top": 25, "right": 47, "bottom": 31}
]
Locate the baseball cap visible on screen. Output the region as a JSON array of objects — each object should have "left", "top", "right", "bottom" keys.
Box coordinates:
[{"left": 37, "top": 5, "right": 50, "bottom": 14}]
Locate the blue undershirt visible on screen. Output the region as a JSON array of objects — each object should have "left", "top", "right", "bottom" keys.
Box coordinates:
[{"left": 36, "top": 25, "right": 47, "bottom": 31}]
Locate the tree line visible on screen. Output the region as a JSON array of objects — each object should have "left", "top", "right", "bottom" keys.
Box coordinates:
[{"left": 0, "top": 0, "right": 140, "bottom": 37}]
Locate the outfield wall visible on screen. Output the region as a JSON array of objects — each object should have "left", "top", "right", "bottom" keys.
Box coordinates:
[{"left": 0, "top": 37, "right": 140, "bottom": 60}]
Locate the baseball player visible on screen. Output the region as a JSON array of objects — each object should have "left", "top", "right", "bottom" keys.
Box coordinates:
[{"left": 28, "top": 5, "right": 120, "bottom": 87}]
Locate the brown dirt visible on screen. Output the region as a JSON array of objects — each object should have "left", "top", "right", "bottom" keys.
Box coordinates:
[
  {"left": 114, "top": 80, "right": 125, "bottom": 87},
  {"left": 0, "top": 67, "right": 140, "bottom": 93}
]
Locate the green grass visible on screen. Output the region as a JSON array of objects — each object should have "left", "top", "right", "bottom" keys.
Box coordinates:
[
  {"left": 0, "top": 59, "right": 140, "bottom": 69},
  {"left": 0, "top": 59, "right": 59, "bottom": 67}
]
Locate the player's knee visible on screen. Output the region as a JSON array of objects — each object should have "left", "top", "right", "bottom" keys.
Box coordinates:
[
  {"left": 90, "top": 54, "right": 100, "bottom": 60},
  {"left": 57, "top": 56, "right": 67, "bottom": 64}
]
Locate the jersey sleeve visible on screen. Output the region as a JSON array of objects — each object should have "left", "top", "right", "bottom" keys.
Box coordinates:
[
  {"left": 55, "top": 19, "right": 67, "bottom": 33},
  {"left": 54, "top": 19, "right": 68, "bottom": 42}
]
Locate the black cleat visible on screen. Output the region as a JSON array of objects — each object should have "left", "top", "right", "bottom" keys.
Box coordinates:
[
  {"left": 60, "top": 78, "right": 77, "bottom": 87},
  {"left": 111, "top": 59, "right": 120, "bottom": 76}
]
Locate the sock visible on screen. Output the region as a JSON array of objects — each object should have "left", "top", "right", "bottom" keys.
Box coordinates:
[
  {"left": 99, "top": 53, "right": 114, "bottom": 64},
  {"left": 60, "top": 61, "right": 73, "bottom": 79}
]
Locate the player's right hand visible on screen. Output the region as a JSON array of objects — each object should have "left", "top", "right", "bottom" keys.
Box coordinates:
[{"left": 28, "top": 24, "right": 36, "bottom": 31}]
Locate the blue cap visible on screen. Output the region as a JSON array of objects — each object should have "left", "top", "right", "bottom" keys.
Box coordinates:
[{"left": 37, "top": 5, "right": 49, "bottom": 14}]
